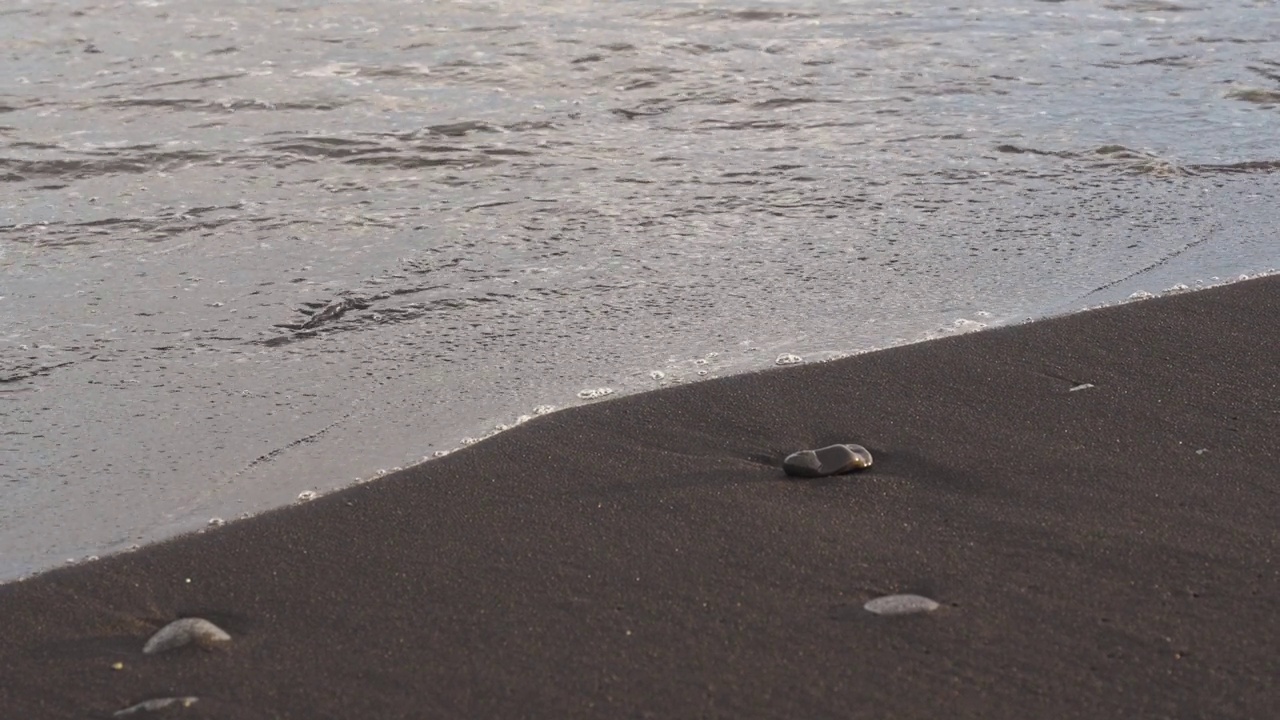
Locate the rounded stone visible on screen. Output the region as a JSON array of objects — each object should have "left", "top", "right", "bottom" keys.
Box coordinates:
[
  {"left": 143, "top": 618, "right": 231, "bottom": 655},
  {"left": 782, "top": 444, "right": 873, "bottom": 478}
]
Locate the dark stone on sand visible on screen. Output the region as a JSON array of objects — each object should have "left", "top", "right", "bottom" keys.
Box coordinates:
[{"left": 782, "top": 444, "right": 873, "bottom": 478}]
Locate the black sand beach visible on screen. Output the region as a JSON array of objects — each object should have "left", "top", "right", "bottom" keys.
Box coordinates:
[{"left": 3, "top": 277, "right": 1277, "bottom": 719}]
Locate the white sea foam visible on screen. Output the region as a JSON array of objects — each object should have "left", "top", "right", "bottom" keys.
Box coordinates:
[{"left": 949, "top": 318, "right": 988, "bottom": 332}]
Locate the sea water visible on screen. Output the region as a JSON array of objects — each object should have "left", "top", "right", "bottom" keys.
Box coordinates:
[{"left": 2, "top": 0, "right": 1278, "bottom": 580}]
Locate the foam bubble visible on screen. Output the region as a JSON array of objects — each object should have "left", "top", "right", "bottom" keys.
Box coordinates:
[
  {"left": 775, "top": 353, "right": 803, "bottom": 365},
  {"left": 950, "top": 318, "right": 987, "bottom": 332},
  {"left": 577, "top": 387, "right": 614, "bottom": 399}
]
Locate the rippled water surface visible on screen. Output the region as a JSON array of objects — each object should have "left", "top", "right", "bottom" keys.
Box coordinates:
[{"left": 2, "top": 0, "right": 1278, "bottom": 579}]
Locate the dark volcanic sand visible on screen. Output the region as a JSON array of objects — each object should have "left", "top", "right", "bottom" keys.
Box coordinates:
[{"left": 2, "top": 277, "right": 1277, "bottom": 719}]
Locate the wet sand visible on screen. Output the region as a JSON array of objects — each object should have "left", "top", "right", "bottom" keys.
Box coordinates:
[{"left": 2, "top": 276, "right": 1277, "bottom": 718}]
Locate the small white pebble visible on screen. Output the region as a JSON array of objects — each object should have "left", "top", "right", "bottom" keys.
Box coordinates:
[
  {"left": 1069, "top": 383, "right": 1094, "bottom": 392},
  {"left": 114, "top": 697, "right": 199, "bottom": 717},
  {"left": 864, "top": 594, "right": 941, "bottom": 616},
  {"left": 207, "top": 517, "right": 224, "bottom": 527},
  {"left": 775, "top": 353, "right": 803, "bottom": 365}
]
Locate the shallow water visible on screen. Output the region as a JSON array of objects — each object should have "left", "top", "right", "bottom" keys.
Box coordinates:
[{"left": 2, "top": 0, "right": 1278, "bottom": 580}]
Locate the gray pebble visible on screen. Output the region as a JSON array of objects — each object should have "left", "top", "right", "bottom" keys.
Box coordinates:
[
  {"left": 143, "top": 618, "right": 231, "bottom": 654},
  {"left": 864, "top": 594, "right": 941, "bottom": 616},
  {"left": 783, "top": 444, "right": 873, "bottom": 478}
]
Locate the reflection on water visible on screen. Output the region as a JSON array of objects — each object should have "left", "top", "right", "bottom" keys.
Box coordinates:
[{"left": 2, "top": 0, "right": 1278, "bottom": 579}]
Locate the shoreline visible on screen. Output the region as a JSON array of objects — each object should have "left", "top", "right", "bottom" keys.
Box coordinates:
[
  {"left": 3, "top": 274, "right": 1277, "bottom": 717},
  {"left": 7, "top": 270, "right": 1272, "bottom": 585}
]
